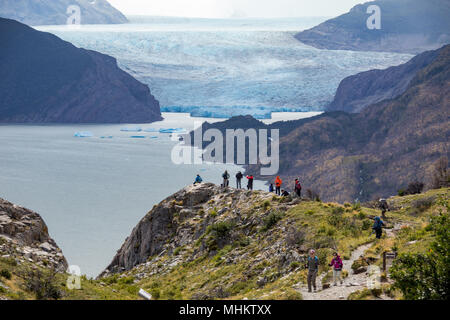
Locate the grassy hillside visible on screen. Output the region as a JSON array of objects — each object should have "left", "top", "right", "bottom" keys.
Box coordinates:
[{"left": 1, "top": 187, "right": 447, "bottom": 300}]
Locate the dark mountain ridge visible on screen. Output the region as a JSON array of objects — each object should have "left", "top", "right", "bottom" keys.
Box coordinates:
[
  {"left": 0, "top": 0, "right": 128, "bottom": 26},
  {"left": 0, "top": 18, "right": 162, "bottom": 123},
  {"left": 295, "top": 0, "right": 450, "bottom": 54},
  {"left": 190, "top": 45, "right": 450, "bottom": 202}
]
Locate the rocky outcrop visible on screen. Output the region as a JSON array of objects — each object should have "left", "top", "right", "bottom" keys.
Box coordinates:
[
  {"left": 101, "top": 183, "right": 307, "bottom": 277},
  {"left": 0, "top": 18, "right": 162, "bottom": 123},
  {"left": 295, "top": 0, "right": 450, "bottom": 54},
  {"left": 0, "top": 0, "right": 128, "bottom": 26},
  {"left": 327, "top": 48, "right": 440, "bottom": 113},
  {"left": 0, "top": 198, "right": 68, "bottom": 272}
]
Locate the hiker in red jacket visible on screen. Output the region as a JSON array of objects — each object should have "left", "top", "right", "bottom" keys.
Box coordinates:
[
  {"left": 329, "top": 252, "right": 344, "bottom": 286},
  {"left": 275, "top": 176, "right": 282, "bottom": 195},
  {"left": 294, "top": 178, "right": 302, "bottom": 198},
  {"left": 246, "top": 175, "right": 254, "bottom": 190}
]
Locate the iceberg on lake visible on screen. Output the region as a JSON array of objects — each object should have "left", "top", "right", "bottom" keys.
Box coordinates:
[
  {"left": 143, "top": 128, "right": 158, "bottom": 132},
  {"left": 121, "top": 127, "right": 142, "bottom": 132},
  {"left": 159, "top": 128, "right": 187, "bottom": 134},
  {"left": 100, "top": 136, "right": 113, "bottom": 139},
  {"left": 150, "top": 136, "right": 158, "bottom": 139},
  {"left": 130, "top": 135, "right": 146, "bottom": 139},
  {"left": 74, "top": 131, "right": 93, "bottom": 138}
]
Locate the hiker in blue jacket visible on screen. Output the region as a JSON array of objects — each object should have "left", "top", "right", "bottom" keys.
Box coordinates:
[
  {"left": 194, "top": 174, "right": 203, "bottom": 185},
  {"left": 372, "top": 216, "right": 385, "bottom": 239}
]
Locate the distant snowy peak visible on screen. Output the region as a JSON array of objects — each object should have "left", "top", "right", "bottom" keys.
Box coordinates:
[{"left": 0, "top": 0, "right": 128, "bottom": 26}]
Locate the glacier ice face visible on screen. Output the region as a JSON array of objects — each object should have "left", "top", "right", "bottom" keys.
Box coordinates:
[{"left": 41, "top": 18, "right": 414, "bottom": 118}]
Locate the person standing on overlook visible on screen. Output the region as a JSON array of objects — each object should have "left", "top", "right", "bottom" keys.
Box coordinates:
[
  {"left": 236, "top": 171, "right": 243, "bottom": 189},
  {"left": 275, "top": 176, "right": 282, "bottom": 195}
]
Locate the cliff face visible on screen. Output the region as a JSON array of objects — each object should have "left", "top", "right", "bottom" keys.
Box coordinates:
[
  {"left": 0, "top": 0, "right": 128, "bottom": 26},
  {"left": 327, "top": 48, "right": 439, "bottom": 113},
  {"left": 0, "top": 18, "right": 162, "bottom": 123},
  {"left": 0, "top": 198, "right": 68, "bottom": 272},
  {"left": 295, "top": 0, "right": 450, "bottom": 54}
]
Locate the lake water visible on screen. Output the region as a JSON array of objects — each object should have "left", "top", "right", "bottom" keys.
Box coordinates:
[
  {"left": 0, "top": 113, "right": 274, "bottom": 276},
  {"left": 36, "top": 16, "right": 413, "bottom": 118}
]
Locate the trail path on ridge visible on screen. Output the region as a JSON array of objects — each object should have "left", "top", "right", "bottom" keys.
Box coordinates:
[{"left": 294, "top": 224, "right": 402, "bottom": 300}]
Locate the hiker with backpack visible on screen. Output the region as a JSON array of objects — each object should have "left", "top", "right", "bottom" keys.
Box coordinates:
[
  {"left": 305, "top": 249, "right": 319, "bottom": 292},
  {"left": 269, "top": 183, "right": 274, "bottom": 193},
  {"left": 236, "top": 171, "right": 243, "bottom": 189},
  {"left": 294, "top": 178, "right": 302, "bottom": 198},
  {"left": 194, "top": 174, "right": 203, "bottom": 185},
  {"left": 222, "top": 170, "right": 230, "bottom": 187},
  {"left": 372, "top": 216, "right": 385, "bottom": 239},
  {"left": 246, "top": 175, "right": 254, "bottom": 190},
  {"left": 378, "top": 198, "right": 389, "bottom": 219},
  {"left": 275, "top": 176, "right": 282, "bottom": 195},
  {"left": 329, "top": 252, "right": 344, "bottom": 286}
]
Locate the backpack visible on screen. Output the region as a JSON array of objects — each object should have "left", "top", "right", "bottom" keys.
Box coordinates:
[{"left": 295, "top": 182, "right": 302, "bottom": 190}]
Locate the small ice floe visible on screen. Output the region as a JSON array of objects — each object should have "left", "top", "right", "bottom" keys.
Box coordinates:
[
  {"left": 143, "top": 128, "right": 158, "bottom": 132},
  {"left": 100, "top": 136, "right": 113, "bottom": 139},
  {"left": 74, "top": 131, "right": 93, "bottom": 138},
  {"left": 150, "top": 136, "right": 158, "bottom": 139},
  {"left": 159, "top": 128, "right": 187, "bottom": 134},
  {"left": 130, "top": 136, "right": 146, "bottom": 139},
  {"left": 121, "top": 127, "right": 142, "bottom": 132}
]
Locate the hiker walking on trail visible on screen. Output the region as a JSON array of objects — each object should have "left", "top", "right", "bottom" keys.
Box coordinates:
[
  {"left": 236, "top": 171, "right": 243, "bottom": 189},
  {"left": 246, "top": 175, "right": 254, "bottom": 190},
  {"left": 269, "top": 183, "right": 274, "bottom": 193},
  {"left": 378, "top": 198, "right": 389, "bottom": 219},
  {"left": 329, "top": 252, "right": 344, "bottom": 286},
  {"left": 194, "top": 174, "right": 203, "bottom": 185},
  {"left": 222, "top": 170, "right": 230, "bottom": 187},
  {"left": 372, "top": 216, "right": 385, "bottom": 239},
  {"left": 305, "top": 249, "right": 319, "bottom": 292},
  {"left": 294, "top": 178, "right": 302, "bottom": 198},
  {"left": 275, "top": 176, "right": 282, "bottom": 195}
]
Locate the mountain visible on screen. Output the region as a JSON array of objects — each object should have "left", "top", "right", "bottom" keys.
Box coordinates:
[
  {"left": 0, "top": 0, "right": 128, "bottom": 26},
  {"left": 327, "top": 48, "right": 440, "bottom": 113},
  {"left": 295, "top": 0, "right": 450, "bottom": 54},
  {"left": 0, "top": 198, "right": 68, "bottom": 273},
  {"left": 189, "top": 45, "right": 450, "bottom": 202},
  {"left": 0, "top": 18, "right": 162, "bottom": 123}
]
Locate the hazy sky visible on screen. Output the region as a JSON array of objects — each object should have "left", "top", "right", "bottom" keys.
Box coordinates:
[{"left": 108, "top": 0, "right": 367, "bottom": 18}]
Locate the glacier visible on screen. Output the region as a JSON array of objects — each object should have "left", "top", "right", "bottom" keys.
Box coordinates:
[{"left": 39, "top": 17, "right": 414, "bottom": 118}]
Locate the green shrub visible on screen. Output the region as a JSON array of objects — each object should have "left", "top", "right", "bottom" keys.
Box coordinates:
[
  {"left": 22, "top": 269, "right": 62, "bottom": 300},
  {"left": 261, "top": 212, "right": 284, "bottom": 232},
  {"left": 0, "top": 269, "right": 12, "bottom": 280},
  {"left": 263, "top": 200, "right": 271, "bottom": 210},
  {"left": 331, "top": 207, "right": 344, "bottom": 215},
  {"left": 209, "top": 221, "right": 235, "bottom": 239},
  {"left": 390, "top": 213, "right": 449, "bottom": 300}
]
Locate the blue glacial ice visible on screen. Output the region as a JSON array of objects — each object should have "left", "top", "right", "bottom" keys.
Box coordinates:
[
  {"left": 143, "top": 128, "right": 158, "bottom": 132},
  {"left": 44, "top": 18, "right": 414, "bottom": 118},
  {"left": 74, "top": 132, "right": 93, "bottom": 138},
  {"left": 130, "top": 135, "right": 146, "bottom": 139},
  {"left": 159, "top": 128, "right": 187, "bottom": 134},
  {"left": 121, "top": 127, "right": 142, "bottom": 132}
]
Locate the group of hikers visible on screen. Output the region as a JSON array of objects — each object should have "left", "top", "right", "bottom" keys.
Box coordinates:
[
  {"left": 194, "top": 171, "right": 389, "bottom": 293},
  {"left": 196, "top": 171, "right": 303, "bottom": 197}
]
